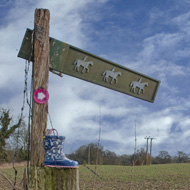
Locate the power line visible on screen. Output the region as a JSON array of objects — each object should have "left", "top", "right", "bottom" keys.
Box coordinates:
[{"left": 134, "top": 115, "right": 137, "bottom": 161}]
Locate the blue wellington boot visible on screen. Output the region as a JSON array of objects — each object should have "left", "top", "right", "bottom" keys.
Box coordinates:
[{"left": 43, "top": 129, "right": 78, "bottom": 168}]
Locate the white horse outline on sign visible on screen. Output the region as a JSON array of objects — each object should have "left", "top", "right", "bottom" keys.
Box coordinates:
[
  {"left": 102, "top": 67, "right": 122, "bottom": 84},
  {"left": 130, "top": 78, "right": 148, "bottom": 94},
  {"left": 73, "top": 56, "right": 93, "bottom": 74}
]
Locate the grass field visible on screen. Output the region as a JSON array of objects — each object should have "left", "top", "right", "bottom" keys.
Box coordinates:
[
  {"left": 80, "top": 164, "right": 190, "bottom": 189},
  {"left": 0, "top": 163, "right": 190, "bottom": 189}
]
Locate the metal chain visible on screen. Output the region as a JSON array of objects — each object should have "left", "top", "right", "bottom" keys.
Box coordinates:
[
  {"left": 12, "top": 59, "right": 30, "bottom": 190},
  {"left": 26, "top": 60, "right": 33, "bottom": 188},
  {"left": 12, "top": 30, "right": 34, "bottom": 190},
  {"left": 25, "top": 30, "right": 34, "bottom": 187}
]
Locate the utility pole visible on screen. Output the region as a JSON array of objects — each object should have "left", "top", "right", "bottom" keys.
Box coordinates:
[
  {"left": 88, "top": 144, "right": 91, "bottom": 165},
  {"left": 144, "top": 136, "right": 150, "bottom": 165},
  {"left": 149, "top": 138, "right": 156, "bottom": 165}
]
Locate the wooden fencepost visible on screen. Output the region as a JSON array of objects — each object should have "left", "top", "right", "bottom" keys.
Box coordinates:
[
  {"left": 28, "top": 9, "right": 79, "bottom": 190},
  {"left": 31, "top": 8, "right": 50, "bottom": 168}
]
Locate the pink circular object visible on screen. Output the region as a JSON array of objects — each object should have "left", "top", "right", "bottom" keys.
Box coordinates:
[{"left": 33, "top": 88, "right": 49, "bottom": 104}]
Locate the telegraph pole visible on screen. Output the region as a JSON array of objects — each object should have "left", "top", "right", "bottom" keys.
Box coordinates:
[
  {"left": 144, "top": 136, "right": 150, "bottom": 165},
  {"left": 88, "top": 144, "right": 91, "bottom": 165},
  {"left": 149, "top": 138, "right": 156, "bottom": 165}
]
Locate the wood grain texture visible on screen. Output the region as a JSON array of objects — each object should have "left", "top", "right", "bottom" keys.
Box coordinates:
[
  {"left": 29, "top": 9, "right": 79, "bottom": 190},
  {"left": 30, "top": 167, "right": 79, "bottom": 190},
  {"left": 31, "top": 8, "right": 50, "bottom": 167}
]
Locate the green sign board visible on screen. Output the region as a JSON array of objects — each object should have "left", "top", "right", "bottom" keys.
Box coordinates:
[{"left": 18, "top": 29, "right": 160, "bottom": 103}]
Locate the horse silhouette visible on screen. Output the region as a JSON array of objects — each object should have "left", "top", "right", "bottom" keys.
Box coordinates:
[
  {"left": 102, "top": 67, "right": 121, "bottom": 84},
  {"left": 130, "top": 78, "right": 148, "bottom": 94},
  {"left": 73, "top": 56, "right": 93, "bottom": 73}
]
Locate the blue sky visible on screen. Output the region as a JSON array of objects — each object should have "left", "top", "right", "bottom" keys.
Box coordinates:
[{"left": 0, "top": 0, "right": 190, "bottom": 157}]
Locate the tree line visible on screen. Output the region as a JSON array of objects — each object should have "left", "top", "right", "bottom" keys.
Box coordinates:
[
  {"left": 0, "top": 107, "right": 190, "bottom": 165},
  {"left": 68, "top": 144, "right": 190, "bottom": 166}
]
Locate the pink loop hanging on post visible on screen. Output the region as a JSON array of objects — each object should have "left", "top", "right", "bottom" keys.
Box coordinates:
[
  {"left": 33, "top": 88, "right": 49, "bottom": 104},
  {"left": 48, "top": 128, "right": 59, "bottom": 136}
]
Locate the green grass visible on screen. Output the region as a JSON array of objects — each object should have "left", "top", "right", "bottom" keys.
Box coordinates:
[
  {"left": 79, "top": 164, "right": 190, "bottom": 189},
  {"left": 0, "top": 166, "right": 25, "bottom": 190},
  {"left": 0, "top": 163, "right": 190, "bottom": 189}
]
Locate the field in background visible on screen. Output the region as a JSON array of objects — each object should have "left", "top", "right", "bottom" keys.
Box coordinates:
[
  {"left": 0, "top": 163, "right": 25, "bottom": 190},
  {"left": 80, "top": 164, "right": 190, "bottom": 190},
  {"left": 0, "top": 163, "right": 190, "bottom": 190}
]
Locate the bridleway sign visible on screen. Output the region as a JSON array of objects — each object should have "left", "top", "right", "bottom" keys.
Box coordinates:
[{"left": 18, "top": 29, "right": 160, "bottom": 103}]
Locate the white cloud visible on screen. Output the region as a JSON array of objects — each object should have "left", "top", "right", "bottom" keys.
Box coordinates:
[
  {"left": 1, "top": 0, "right": 190, "bottom": 157},
  {"left": 172, "top": 11, "right": 190, "bottom": 33}
]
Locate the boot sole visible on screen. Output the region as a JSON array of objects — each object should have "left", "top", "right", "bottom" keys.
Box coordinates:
[{"left": 45, "top": 165, "right": 78, "bottom": 168}]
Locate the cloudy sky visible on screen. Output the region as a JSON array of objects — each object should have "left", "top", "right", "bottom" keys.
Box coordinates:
[{"left": 1, "top": 0, "right": 190, "bottom": 157}]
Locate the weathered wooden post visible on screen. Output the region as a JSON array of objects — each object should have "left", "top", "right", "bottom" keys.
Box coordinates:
[
  {"left": 31, "top": 8, "right": 50, "bottom": 168},
  {"left": 149, "top": 137, "right": 155, "bottom": 165},
  {"left": 29, "top": 9, "right": 79, "bottom": 190}
]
